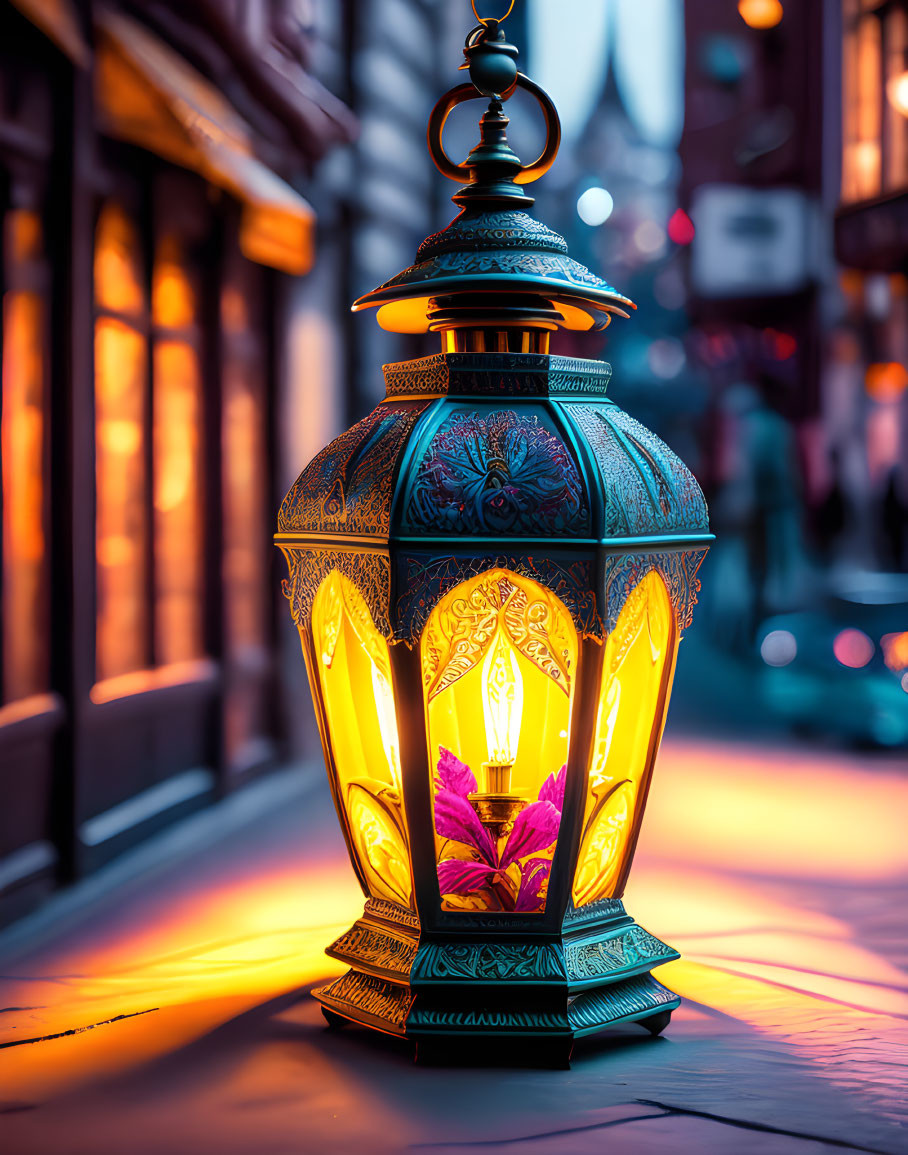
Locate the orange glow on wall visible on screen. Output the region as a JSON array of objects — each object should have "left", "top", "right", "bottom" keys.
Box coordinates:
[
  {"left": 1, "top": 214, "right": 48, "bottom": 701},
  {"left": 153, "top": 339, "right": 204, "bottom": 665}
]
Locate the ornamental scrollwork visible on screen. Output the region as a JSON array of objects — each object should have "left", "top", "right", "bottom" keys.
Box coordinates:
[
  {"left": 569, "top": 404, "right": 709, "bottom": 537},
  {"left": 602, "top": 550, "right": 708, "bottom": 636},
  {"left": 280, "top": 547, "right": 391, "bottom": 636},
  {"left": 277, "top": 399, "right": 428, "bottom": 537},
  {"left": 421, "top": 569, "right": 575, "bottom": 701},
  {"left": 329, "top": 923, "right": 418, "bottom": 977},
  {"left": 382, "top": 352, "right": 613, "bottom": 399},
  {"left": 411, "top": 942, "right": 566, "bottom": 983},
  {"left": 564, "top": 927, "right": 671, "bottom": 982},
  {"left": 393, "top": 553, "right": 599, "bottom": 643},
  {"left": 567, "top": 975, "right": 677, "bottom": 1032},
  {"left": 404, "top": 409, "right": 589, "bottom": 538},
  {"left": 416, "top": 211, "right": 569, "bottom": 261},
  {"left": 563, "top": 897, "right": 626, "bottom": 926},
  {"left": 364, "top": 897, "right": 421, "bottom": 930},
  {"left": 318, "top": 971, "right": 413, "bottom": 1031}
]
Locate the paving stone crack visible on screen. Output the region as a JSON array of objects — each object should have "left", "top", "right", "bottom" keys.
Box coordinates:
[
  {"left": 0, "top": 1007, "right": 158, "bottom": 1049},
  {"left": 636, "top": 1099, "right": 894, "bottom": 1154}
]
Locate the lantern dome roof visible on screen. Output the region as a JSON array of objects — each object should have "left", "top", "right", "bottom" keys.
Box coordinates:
[
  {"left": 352, "top": 209, "right": 634, "bottom": 334},
  {"left": 276, "top": 352, "right": 711, "bottom": 641}
]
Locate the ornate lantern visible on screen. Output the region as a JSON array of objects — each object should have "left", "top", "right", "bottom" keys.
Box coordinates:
[{"left": 276, "top": 10, "right": 711, "bottom": 1065}]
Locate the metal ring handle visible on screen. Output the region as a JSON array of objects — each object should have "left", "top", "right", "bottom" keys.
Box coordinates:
[
  {"left": 471, "top": 0, "right": 516, "bottom": 25},
  {"left": 426, "top": 73, "right": 561, "bottom": 185}
]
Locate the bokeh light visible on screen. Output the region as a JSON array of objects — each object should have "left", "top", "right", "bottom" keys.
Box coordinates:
[
  {"left": 738, "top": 0, "right": 784, "bottom": 30},
  {"left": 833, "top": 628, "right": 874, "bottom": 669},
  {"left": 576, "top": 186, "right": 614, "bottom": 226},
  {"left": 760, "top": 629, "right": 797, "bottom": 667}
]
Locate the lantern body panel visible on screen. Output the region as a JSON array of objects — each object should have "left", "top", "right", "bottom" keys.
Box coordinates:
[
  {"left": 422, "top": 568, "right": 577, "bottom": 915},
  {"left": 573, "top": 570, "right": 676, "bottom": 907},
  {"left": 310, "top": 571, "right": 414, "bottom": 910},
  {"left": 277, "top": 352, "right": 710, "bottom": 1057}
]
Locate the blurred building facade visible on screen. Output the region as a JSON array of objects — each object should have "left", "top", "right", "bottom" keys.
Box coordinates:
[{"left": 0, "top": 0, "right": 451, "bottom": 926}]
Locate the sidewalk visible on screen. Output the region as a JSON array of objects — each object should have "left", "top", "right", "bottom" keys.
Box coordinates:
[{"left": 1, "top": 738, "right": 906, "bottom": 1155}]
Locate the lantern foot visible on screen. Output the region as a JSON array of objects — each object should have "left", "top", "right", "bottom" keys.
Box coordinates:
[
  {"left": 641, "top": 1009, "right": 672, "bottom": 1037},
  {"left": 321, "top": 1007, "right": 350, "bottom": 1029}
]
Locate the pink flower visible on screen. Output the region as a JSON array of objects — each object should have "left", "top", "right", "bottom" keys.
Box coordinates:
[
  {"left": 434, "top": 747, "right": 478, "bottom": 797},
  {"left": 499, "top": 801, "right": 561, "bottom": 869},
  {"left": 537, "top": 764, "right": 566, "bottom": 811},
  {"left": 434, "top": 751, "right": 566, "bottom": 913},
  {"left": 514, "top": 858, "right": 551, "bottom": 912},
  {"left": 437, "top": 858, "right": 499, "bottom": 896},
  {"left": 434, "top": 789, "right": 496, "bottom": 864}
]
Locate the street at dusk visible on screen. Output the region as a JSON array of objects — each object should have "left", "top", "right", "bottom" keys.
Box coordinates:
[
  {"left": 2, "top": 736, "right": 906, "bottom": 1154},
  {"left": 1, "top": 1, "right": 907, "bottom": 1151}
]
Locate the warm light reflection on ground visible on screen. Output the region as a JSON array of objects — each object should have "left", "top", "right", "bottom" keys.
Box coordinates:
[{"left": 1, "top": 738, "right": 906, "bottom": 1149}]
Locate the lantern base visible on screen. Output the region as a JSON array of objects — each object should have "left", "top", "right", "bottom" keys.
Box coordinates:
[{"left": 312, "top": 897, "right": 679, "bottom": 1066}]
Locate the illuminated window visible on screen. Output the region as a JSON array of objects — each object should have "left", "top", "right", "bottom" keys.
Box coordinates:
[
  {"left": 94, "top": 203, "right": 206, "bottom": 685},
  {"left": 842, "top": 0, "right": 908, "bottom": 202},
  {"left": 94, "top": 203, "right": 149, "bottom": 682},
  {"left": 1, "top": 209, "right": 48, "bottom": 702},
  {"left": 152, "top": 236, "right": 204, "bottom": 666}
]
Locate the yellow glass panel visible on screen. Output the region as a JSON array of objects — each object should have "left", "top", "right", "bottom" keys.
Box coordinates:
[
  {"left": 1, "top": 280, "right": 47, "bottom": 702},
  {"left": 311, "top": 570, "right": 413, "bottom": 909},
  {"left": 153, "top": 339, "right": 204, "bottom": 664},
  {"left": 95, "top": 317, "right": 148, "bottom": 681},
  {"left": 572, "top": 570, "right": 675, "bottom": 907},
  {"left": 422, "top": 569, "right": 577, "bottom": 914}
]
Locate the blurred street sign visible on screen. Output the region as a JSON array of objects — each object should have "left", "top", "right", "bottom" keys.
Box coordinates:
[{"left": 690, "top": 184, "right": 813, "bottom": 298}]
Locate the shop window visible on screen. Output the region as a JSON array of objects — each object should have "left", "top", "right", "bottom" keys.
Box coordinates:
[
  {"left": 152, "top": 236, "right": 204, "bottom": 666},
  {"left": 1, "top": 208, "right": 49, "bottom": 702},
  {"left": 842, "top": 0, "right": 908, "bottom": 202},
  {"left": 94, "top": 202, "right": 149, "bottom": 682},
  {"left": 93, "top": 200, "right": 206, "bottom": 687}
]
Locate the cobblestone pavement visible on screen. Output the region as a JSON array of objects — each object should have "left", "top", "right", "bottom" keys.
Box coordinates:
[{"left": 1, "top": 738, "right": 906, "bottom": 1155}]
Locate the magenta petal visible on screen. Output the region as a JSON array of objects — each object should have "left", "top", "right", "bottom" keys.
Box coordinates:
[
  {"left": 437, "top": 857, "right": 498, "bottom": 896},
  {"left": 435, "top": 747, "right": 478, "bottom": 797},
  {"left": 514, "top": 858, "right": 551, "bottom": 912},
  {"left": 499, "top": 800, "right": 561, "bottom": 869},
  {"left": 537, "top": 764, "right": 566, "bottom": 811},
  {"left": 434, "top": 790, "right": 496, "bottom": 864}
]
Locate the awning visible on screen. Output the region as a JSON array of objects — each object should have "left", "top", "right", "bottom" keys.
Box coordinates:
[
  {"left": 9, "top": 0, "right": 91, "bottom": 68},
  {"left": 94, "top": 10, "right": 315, "bottom": 276}
]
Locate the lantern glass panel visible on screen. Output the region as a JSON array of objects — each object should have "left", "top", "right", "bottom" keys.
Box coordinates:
[
  {"left": 573, "top": 571, "right": 675, "bottom": 907},
  {"left": 422, "top": 569, "right": 577, "bottom": 914},
  {"left": 311, "top": 570, "right": 413, "bottom": 909}
]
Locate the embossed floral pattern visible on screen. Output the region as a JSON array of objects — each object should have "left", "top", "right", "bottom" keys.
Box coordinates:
[
  {"left": 434, "top": 748, "right": 565, "bottom": 913},
  {"left": 405, "top": 410, "right": 588, "bottom": 536}
]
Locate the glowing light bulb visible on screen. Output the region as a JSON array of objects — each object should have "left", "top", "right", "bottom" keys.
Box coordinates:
[
  {"left": 371, "top": 662, "right": 401, "bottom": 787},
  {"left": 481, "top": 631, "right": 523, "bottom": 771}
]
